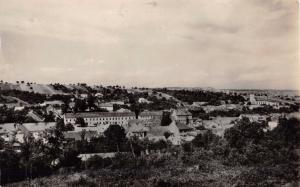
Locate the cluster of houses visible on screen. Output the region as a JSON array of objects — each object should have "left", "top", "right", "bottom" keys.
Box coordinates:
[
  {"left": 62, "top": 109, "right": 196, "bottom": 145},
  {"left": 0, "top": 108, "right": 197, "bottom": 148},
  {"left": 0, "top": 92, "right": 296, "bottom": 153}
]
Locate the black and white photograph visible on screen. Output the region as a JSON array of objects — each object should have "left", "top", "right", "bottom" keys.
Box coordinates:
[{"left": 0, "top": 0, "right": 299, "bottom": 186}]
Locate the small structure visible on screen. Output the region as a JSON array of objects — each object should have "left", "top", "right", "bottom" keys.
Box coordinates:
[
  {"left": 126, "top": 121, "right": 149, "bottom": 139},
  {"left": 138, "top": 98, "right": 152, "bottom": 104},
  {"left": 40, "top": 100, "right": 64, "bottom": 107},
  {"left": 171, "top": 109, "right": 193, "bottom": 125},
  {"left": 19, "top": 122, "right": 56, "bottom": 139},
  {"left": 98, "top": 102, "right": 114, "bottom": 111},
  {"left": 27, "top": 110, "right": 45, "bottom": 122}
]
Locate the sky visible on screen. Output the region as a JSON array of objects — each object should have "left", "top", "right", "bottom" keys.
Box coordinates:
[{"left": 0, "top": 0, "right": 299, "bottom": 89}]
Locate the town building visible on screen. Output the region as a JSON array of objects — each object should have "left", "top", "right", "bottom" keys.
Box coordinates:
[
  {"left": 19, "top": 122, "right": 56, "bottom": 139},
  {"left": 249, "top": 94, "right": 279, "bottom": 106},
  {"left": 98, "top": 102, "right": 114, "bottom": 111},
  {"left": 171, "top": 109, "right": 192, "bottom": 125},
  {"left": 39, "top": 100, "right": 64, "bottom": 107},
  {"left": 27, "top": 110, "right": 45, "bottom": 122},
  {"left": 138, "top": 111, "right": 163, "bottom": 120},
  {"left": 64, "top": 112, "right": 136, "bottom": 126},
  {"left": 64, "top": 131, "right": 98, "bottom": 142},
  {"left": 138, "top": 97, "right": 152, "bottom": 104}
]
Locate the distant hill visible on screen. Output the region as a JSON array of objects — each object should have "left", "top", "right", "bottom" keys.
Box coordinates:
[{"left": 0, "top": 82, "right": 66, "bottom": 95}]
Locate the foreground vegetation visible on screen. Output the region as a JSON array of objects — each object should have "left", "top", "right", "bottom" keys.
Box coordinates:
[{"left": 1, "top": 117, "right": 299, "bottom": 187}]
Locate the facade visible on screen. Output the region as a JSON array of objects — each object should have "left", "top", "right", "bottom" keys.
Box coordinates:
[
  {"left": 64, "top": 112, "right": 136, "bottom": 126},
  {"left": 98, "top": 102, "right": 114, "bottom": 111},
  {"left": 138, "top": 111, "right": 163, "bottom": 120},
  {"left": 171, "top": 109, "right": 193, "bottom": 125},
  {"left": 249, "top": 94, "right": 279, "bottom": 106}
]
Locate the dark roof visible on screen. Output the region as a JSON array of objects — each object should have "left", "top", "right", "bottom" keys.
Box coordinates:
[
  {"left": 176, "top": 109, "right": 192, "bottom": 116},
  {"left": 176, "top": 122, "right": 192, "bottom": 131},
  {"left": 139, "top": 111, "right": 163, "bottom": 116},
  {"left": 64, "top": 131, "right": 98, "bottom": 141},
  {"left": 65, "top": 112, "right": 135, "bottom": 118}
]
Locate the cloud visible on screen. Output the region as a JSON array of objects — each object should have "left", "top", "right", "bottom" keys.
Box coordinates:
[{"left": 0, "top": 0, "right": 298, "bottom": 89}]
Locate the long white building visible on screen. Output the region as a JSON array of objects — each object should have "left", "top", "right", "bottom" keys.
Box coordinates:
[{"left": 64, "top": 112, "right": 136, "bottom": 126}]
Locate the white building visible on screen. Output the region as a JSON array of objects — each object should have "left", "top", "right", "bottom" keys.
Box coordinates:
[
  {"left": 249, "top": 94, "right": 279, "bottom": 106},
  {"left": 64, "top": 112, "right": 136, "bottom": 126}
]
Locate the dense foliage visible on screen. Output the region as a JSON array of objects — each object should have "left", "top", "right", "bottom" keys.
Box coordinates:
[{"left": 156, "top": 89, "right": 245, "bottom": 105}]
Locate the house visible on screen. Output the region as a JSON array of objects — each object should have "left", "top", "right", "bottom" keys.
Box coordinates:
[
  {"left": 202, "top": 117, "right": 238, "bottom": 137},
  {"left": 138, "top": 111, "right": 163, "bottom": 120},
  {"left": 46, "top": 105, "right": 63, "bottom": 119},
  {"left": 0, "top": 123, "right": 20, "bottom": 142},
  {"left": 126, "top": 122, "right": 149, "bottom": 139},
  {"left": 27, "top": 110, "right": 45, "bottom": 122},
  {"left": 192, "top": 102, "right": 208, "bottom": 106},
  {"left": 80, "top": 94, "right": 88, "bottom": 99},
  {"left": 40, "top": 100, "right": 64, "bottom": 107},
  {"left": 176, "top": 122, "right": 193, "bottom": 134},
  {"left": 138, "top": 98, "right": 152, "bottom": 104},
  {"left": 64, "top": 131, "right": 98, "bottom": 142},
  {"left": 14, "top": 106, "right": 25, "bottom": 111},
  {"left": 116, "top": 108, "right": 131, "bottom": 113},
  {"left": 73, "top": 125, "right": 109, "bottom": 135},
  {"left": 95, "top": 93, "right": 103, "bottom": 98},
  {"left": 239, "top": 114, "right": 267, "bottom": 122},
  {"left": 68, "top": 101, "right": 76, "bottom": 110},
  {"left": 171, "top": 109, "right": 193, "bottom": 125},
  {"left": 267, "top": 121, "right": 278, "bottom": 131},
  {"left": 19, "top": 122, "right": 56, "bottom": 139},
  {"left": 98, "top": 102, "right": 114, "bottom": 111},
  {"left": 64, "top": 112, "right": 136, "bottom": 126},
  {"left": 147, "top": 120, "right": 181, "bottom": 145},
  {"left": 249, "top": 94, "right": 279, "bottom": 106}
]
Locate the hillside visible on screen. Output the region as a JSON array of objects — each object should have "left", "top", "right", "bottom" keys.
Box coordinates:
[{"left": 0, "top": 82, "right": 65, "bottom": 95}]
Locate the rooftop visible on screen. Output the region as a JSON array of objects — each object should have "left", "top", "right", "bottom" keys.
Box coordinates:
[
  {"left": 176, "top": 122, "right": 193, "bottom": 131},
  {"left": 22, "top": 122, "right": 56, "bottom": 132},
  {"left": 65, "top": 112, "right": 136, "bottom": 119},
  {"left": 64, "top": 131, "right": 98, "bottom": 141}
]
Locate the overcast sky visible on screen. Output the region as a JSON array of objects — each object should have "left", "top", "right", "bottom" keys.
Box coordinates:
[{"left": 0, "top": 0, "right": 298, "bottom": 89}]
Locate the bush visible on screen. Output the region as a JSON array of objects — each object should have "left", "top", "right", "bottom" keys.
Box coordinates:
[{"left": 86, "top": 156, "right": 112, "bottom": 169}]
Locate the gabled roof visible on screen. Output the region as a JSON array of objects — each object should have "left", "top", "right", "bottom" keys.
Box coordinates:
[
  {"left": 22, "top": 122, "right": 56, "bottom": 132},
  {"left": 148, "top": 126, "right": 170, "bottom": 137},
  {"left": 127, "top": 123, "right": 149, "bottom": 133}
]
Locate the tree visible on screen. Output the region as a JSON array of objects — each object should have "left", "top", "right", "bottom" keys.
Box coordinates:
[
  {"left": 75, "top": 117, "right": 87, "bottom": 127},
  {"left": 224, "top": 117, "right": 266, "bottom": 149},
  {"left": 161, "top": 111, "right": 172, "bottom": 126},
  {"left": 0, "top": 137, "right": 4, "bottom": 150},
  {"left": 192, "top": 130, "right": 219, "bottom": 149},
  {"left": 87, "top": 94, "right": 95, "bottom": 109},
  {"left": 164, "top": 132, "right": 172, "bottom": 139},
  {"left": 104, "top": 125, "right": 126, "bottom": 152}
]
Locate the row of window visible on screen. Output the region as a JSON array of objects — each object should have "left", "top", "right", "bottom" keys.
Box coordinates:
[{"left": 66, "top": 117, "right": 135, "bottom": 123}]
